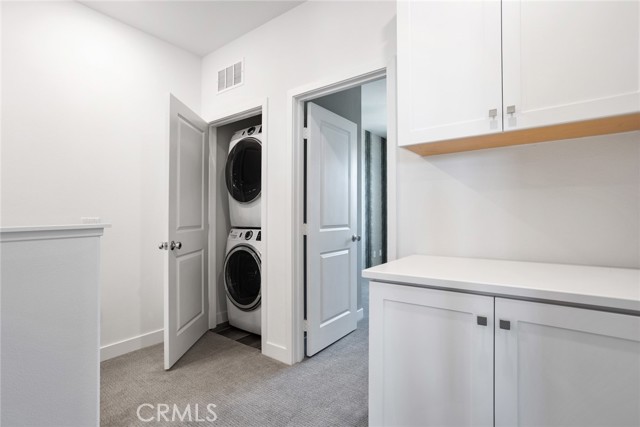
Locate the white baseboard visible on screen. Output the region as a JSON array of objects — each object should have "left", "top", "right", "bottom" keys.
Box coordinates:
[
  {"left": 100, "top": 329, "right": 164, "bottom": 362},
  {"left": 263, "top": 340, "right": 292, "bottom": 365},
  {"left": 216, "top": 310, "right": 228, "bottom": 325},
  {"left": 357, "top": 307, "right": 364, "bottom": 321}
]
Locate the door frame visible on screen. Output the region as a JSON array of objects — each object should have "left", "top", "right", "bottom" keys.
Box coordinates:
[
  {"left": 289, "top": 59, "right": 398, "bottom": 363},
  {"left": 205, "top": 98, "right": 269, "bottom": 354}
]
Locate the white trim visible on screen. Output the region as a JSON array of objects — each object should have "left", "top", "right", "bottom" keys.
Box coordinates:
[
  {"left": 357, "top": 308, "right": 364, "bottom": 321},
  {"left": 262, "top": 341, "right": 290, "bottom": 364},
  {"left": 289, "top": 59, "right": 397, "bottom": 364},
  {"left": 216, "top": 309, "right": 228, "bottom": 325},
  {"left": 204, "top": 97, "right": 265, "bottom": 126},
  {"left": 100, "top": 329, "right": 164, "bottom": 362}
]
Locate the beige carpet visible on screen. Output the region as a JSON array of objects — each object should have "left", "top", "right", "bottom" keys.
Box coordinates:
[{"left": 101, "top": 285, "right": 369, "bottom": 427}]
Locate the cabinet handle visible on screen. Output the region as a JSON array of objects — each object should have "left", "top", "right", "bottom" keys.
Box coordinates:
[
  {"left": 499, "top": 319, "right": 511, "bottom": 330},
  {"left": 477, "top": 316, "right": 488, "bottom": 326},
  {"left": 488, "top": 108, "right": 497, "bottom": 119},
  {"left": 506, "top": 105, "right": 516, "bottom": 116}
]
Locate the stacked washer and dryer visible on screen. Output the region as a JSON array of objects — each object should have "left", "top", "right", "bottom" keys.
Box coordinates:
[{"left": 223, "top": 125, "right": 262, "bottom": 336}]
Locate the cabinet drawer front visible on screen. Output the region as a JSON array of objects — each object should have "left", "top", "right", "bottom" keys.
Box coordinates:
[
  {"left": 369, "top": 281, "right": 493, "bottom": 427},
  {"left": 397, "top": 0, "right": 502, "bottom": 146},
  {"left": 495, "top": 298, "right": 640, "bottom": 427},
  {"left": 502, "top": 0, "right": 640, "bottom": 131}
]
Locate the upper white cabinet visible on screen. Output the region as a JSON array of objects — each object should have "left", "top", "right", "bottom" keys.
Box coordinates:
[
  {"left": 502, "top": 0, "right": 640, "bottom": 131},
  {"left": 398, "top": 0, "right": 640, "bottom": 152},
  {"left": 397, "top": 0, "right": 503, "bottom": 145}
]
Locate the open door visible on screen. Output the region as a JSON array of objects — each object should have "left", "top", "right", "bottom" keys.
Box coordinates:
[
  {"left": 305, "top": 102, "right": 358, "bottom": 356},
  {"left": 164, "top": 94, "right": 210, "bottom": 369}
]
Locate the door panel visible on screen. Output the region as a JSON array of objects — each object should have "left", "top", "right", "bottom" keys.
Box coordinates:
[
  {"left": 495, "top": 298, "right": 640, "bottom": 427},
  {"left": 176, "top": 250, "right": 204, "bottom": 332},
  {"left": 320, "top": 124, "right": 351, "bottom": 227},
  {"left": 320, "top": 249, "right": 351, "bottom": 323},
  {"left": 306, "top": 102, "right": 358, "bottom": 356},
  {"left": 369, "top": 281, "right": 494, "bottom": 427},
  {"left": 177, "top": 118, "right": 206, "bottom": 229},
  {"left": 165, "top": 94, "right": 209, "bottom": 370}
]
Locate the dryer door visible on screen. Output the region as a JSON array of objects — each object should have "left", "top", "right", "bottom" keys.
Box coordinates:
[
  {"left": 224, "top": 245, "right": 261, "bottom": 311},
  {"left": 225, "top": 138, "right": 261, "bottom": 203}
]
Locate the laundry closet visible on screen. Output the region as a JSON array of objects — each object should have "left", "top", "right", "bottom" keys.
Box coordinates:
[{"left": 213, "top": 115, "right": 263, "bottom": 338}]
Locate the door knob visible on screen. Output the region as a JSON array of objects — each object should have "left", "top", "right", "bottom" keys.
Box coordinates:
[
  {"left": 170, "top": 241, "right": 182, "bottom": 250},
  {"left": 351, "top": 235, "right": 362, "bottom": 242},
  {"left": 158, "top": 242, "right": 168, "bottom": 250}
]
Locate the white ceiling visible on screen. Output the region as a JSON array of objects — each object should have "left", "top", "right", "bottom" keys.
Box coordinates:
[
  {"left": 362, "top": 78, "right": 387, "bottom": 138},
  {"left": 79, "top": 1, "right": 305, "bottom": 56}
]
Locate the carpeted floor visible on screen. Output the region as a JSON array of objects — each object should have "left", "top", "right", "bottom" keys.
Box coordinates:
[{"left": 101, "top": 283, "right": 369, "bottom": 427}]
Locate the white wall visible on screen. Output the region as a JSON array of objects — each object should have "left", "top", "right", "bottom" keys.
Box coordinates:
[
  {"left": 202, "top": 1, "right": 639, "bottom": 364},
  {"left": 397, "top": 132, "right": 640, "bottom": 269},
  {"left": 201, "top": 1, "right": 396, "bottom": 363},
  {"left": 1, "top": 2, "right": 202, "bottom": 355}
]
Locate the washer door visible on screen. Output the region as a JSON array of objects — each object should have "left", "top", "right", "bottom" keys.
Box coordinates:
[
  {"left": 224, "top": 245, "right": 261, "bottom": 311},
  {"left": 225, "top": 137, "right": 261, "bottom": 203}
]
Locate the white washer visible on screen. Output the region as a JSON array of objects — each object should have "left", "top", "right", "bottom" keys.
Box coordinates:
[
  {"left": 226, "top": 125, "right": 262, "bottom": 228},
  {"left": 224, "top": 228, "right": 262, "bottom": 335}
]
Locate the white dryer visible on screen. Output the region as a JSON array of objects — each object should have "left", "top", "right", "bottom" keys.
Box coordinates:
[
  {"left": 224, "top": 228, "right": 262, "bottom": 335},
  {"left": 226, "top": 125, "right": 262, "bottom": 228}
]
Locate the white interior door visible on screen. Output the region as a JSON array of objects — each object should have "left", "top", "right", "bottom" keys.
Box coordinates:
[
  {"left": 305, "top": 102, "right": 358, "bottom": 356},
  {"left": 165, "top": 94, "right": 209, "bottom": 370}
]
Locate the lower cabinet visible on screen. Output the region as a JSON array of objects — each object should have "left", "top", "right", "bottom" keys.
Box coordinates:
[
  {"left": 495, "top": 298, "right": 640, "bottom": 427},
  {"left": 370, "top": 281, "right": 640, "bottom": 427},
  {"left": 369, "top": 281, "right": 494, "bottom": 427}
]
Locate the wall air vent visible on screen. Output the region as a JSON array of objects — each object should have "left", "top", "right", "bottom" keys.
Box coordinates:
[{"left": 217, "top": 60, "right": 243, "bottom": 93}]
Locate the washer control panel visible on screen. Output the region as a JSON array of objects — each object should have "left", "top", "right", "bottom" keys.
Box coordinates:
[{"left": 229, "top": 228, "right": 261, "bottom": 242}]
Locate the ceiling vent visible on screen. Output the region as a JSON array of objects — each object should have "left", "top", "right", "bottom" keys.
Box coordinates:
[{"left": 218, "top": 60, "right": 243, "bottom": 93}]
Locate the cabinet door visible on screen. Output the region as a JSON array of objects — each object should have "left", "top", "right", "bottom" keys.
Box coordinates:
[
  {"left": 397, "top": 1, "right": 502, "bottom": 146},
  {"left": 495, "top": 298, "right": 640, "bottom": 427},
  {"left": 369, "top": 281, "right": 494, "bottom": 427},
  {"left": 502, "top": 0, "right": 640, "bottom": 131}
]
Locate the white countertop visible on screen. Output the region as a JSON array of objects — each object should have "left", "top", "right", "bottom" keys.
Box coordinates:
[
  {"left": 0, "top": 224, "right": 111, "bottom": 242},
  {"left": 0, "top": 224, "right": 111, "bottom": 232},
  {"left": 363, "top": 255, "right": 640, "bottom": 313}
]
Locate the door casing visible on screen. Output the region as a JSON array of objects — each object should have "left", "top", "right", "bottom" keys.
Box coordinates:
[{"left": 289, "top": 59, "right": 398, "bottom": 363}]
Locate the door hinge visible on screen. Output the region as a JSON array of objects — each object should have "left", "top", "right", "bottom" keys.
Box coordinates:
[
  {"left": 302, "top": 223, "right": 308, "bottom": 235},
  {"left": 303, "top": 319, "right": 309, "bottom": 332},
  {"left": 303, "top": 127, "right": 309, "bottom": 139}
]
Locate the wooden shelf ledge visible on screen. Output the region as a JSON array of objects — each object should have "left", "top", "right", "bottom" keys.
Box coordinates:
[{"left": 406, "top": 113, "right": 640, "bottom": 156}]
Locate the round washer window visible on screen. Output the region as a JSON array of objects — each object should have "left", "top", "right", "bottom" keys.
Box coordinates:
[
  {"left": 224, "top": 245, "right": 261, "bottom": 311},
  {"left": 225, "top": 138, "right": 261, "bottom": 203}
]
